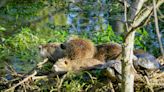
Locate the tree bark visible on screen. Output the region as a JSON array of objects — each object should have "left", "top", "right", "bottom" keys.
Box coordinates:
[
  {"left": 121, "top": 0, "right": 146, "bottom": 92},
  {"left": 122, "top": 31, "right": 135, "bottom": 92},
  {"left": 121, "top": 0, "right": 164, "bottom": 92},
  {"left": 153, "top": 0, "right": 164, "bottom": 56}
]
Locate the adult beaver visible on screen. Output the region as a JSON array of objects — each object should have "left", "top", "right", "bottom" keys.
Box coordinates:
[
  {"left": 39, "top": 36, "right": 96, "bottom": 63},
  {"left": 60, "top": 36, "right": 96, "bottom": 60}
]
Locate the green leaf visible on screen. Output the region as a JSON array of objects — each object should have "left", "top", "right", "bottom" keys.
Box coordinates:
[{"left": 0, "top": 26, "right": 6, "bottom": 31}]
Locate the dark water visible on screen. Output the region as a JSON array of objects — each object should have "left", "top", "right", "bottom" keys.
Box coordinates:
[{"left": 2, "top": 57, "right": 37, "bottom": 79}]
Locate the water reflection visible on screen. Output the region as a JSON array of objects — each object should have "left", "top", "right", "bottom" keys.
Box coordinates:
[{"left": 52, "top": 0, "right": 110, "bottom": 32}]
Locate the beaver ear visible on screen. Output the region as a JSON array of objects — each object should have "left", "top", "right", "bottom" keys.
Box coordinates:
[{"left": 60, "top": 44, "right": 66, "bottom": 49}]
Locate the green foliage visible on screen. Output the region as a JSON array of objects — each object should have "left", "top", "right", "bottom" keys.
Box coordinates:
[
  {"left": 0, "top": 27, "right": 69, "bottom": 62},
  {"left": 0, "top": 27, "right": 69, "bottom": 74},
  {"left": 91, "top": 25, "right": 123, "bottom": 44},
  {"left": 61, "top": 71, "right": 98, "bottom": 92},
  {"left": 0, "top": 26, "right": 6, "bottom": 31},
  {"left": 63, "top": 80, "right": 85, "bottom": 92},
  {"left": 1, "top": 2, "right": 44, "bottom": 19},
  {"left": 135, "top": 28, "right": 149, "bottom": 50},
  {"left": 134, "top": 28, "right": 162, "bottom": 56},
  {"left": 3, "top": 28, "right": 41, "bottom": 60},
  {"left": 69, "top": 25, "right": 123, "bottom": 45}
]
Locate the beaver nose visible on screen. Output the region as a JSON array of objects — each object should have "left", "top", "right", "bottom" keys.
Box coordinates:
[{"left": 52, "top": 65, "right": 59, "bottom": 72}]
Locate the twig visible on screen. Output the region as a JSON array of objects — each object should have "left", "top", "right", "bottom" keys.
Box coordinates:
[
  {"left": 57, "top": 74, "right": 67, "bottom": 92},
  {"left": 84, "top": 71, "right": 96, "bottom": 84},
  {"left": 5, "top": 62, "right": 23, "bottom": 77},
  {"left": 109, "top": 80, "right": 115, "bottom": 92},
  {"left": 157, "top": 8, "right": 164, "bottom": 22},
  {"left": 37, "top": 58, "right": 49, "bottom": 68},
  {"left": 151, "top": 72, "right": 164, "bottom": 79},
  {"left": 124, "top": 10, "right": 153, "bottom": 40},
  {"left": 32, "top": 75, "right": 48, "bottom": 80},
  {"left": 153, "top": 0, "right": 164, "bottom": 56},
  {"left": 5, "top": 71, "right": 37, "bottom": 92},
  {"left": 150, "top": 79, "right": 164, "bottom": 86},
  {"left": 24, "top": 58, "right": 48, "bottom": 76},
  {"left": 125, "top": 0, "right": 164, "bottom": 40},
  {"left": 124, "top": 0, "right": 129, "bottom": 32},
  {"left": 144, "top": 76, "right": 154, "bottom": 92}
]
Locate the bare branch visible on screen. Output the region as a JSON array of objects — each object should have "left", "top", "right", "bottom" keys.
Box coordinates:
[
  {"left": 5, "top": 71, "right": 37, "bottom": 92},
  {"left": 131, "top": 0, "right": 164, "bottom": 28},
  {"left": 129, "top": 0, "right": 147, "bottom": 20},
  {"left": 125, "top": 0, "right": 164, "bottom": 40},
  {"left": 124, "top": 0, "right": 129, "bottom": 32},
  {"left": 153, "top": 0, "right": 164, "bottom": 56}
]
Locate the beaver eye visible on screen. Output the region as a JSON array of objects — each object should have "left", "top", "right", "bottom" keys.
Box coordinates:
[
  {"left": 64, "top": 61, "right": 68, "bottom": 65},
  {"left": 38, "top": 45, "right": 42, "bottom": 50},
  {"left": 60, "top": 44, "right": 66, "bottom": 49}
]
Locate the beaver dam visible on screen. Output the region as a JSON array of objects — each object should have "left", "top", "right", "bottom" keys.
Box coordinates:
[{"left": 1, "top": 37, "right": 164, "bottom": 92}]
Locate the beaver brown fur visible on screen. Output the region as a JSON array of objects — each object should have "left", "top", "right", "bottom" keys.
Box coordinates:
[
  {"left": 39, "top": 37, "right": 96, "bottom": 63},
  {"left": 94, "top": 43, "right": 122, "bottom": 62},
  {"left": 52, "top": 58, "right": 104, "bottom": 73},
  {"left": 39, "top": 41, "right": 122, "bottom": 63},
  {"left": 60, "top": 36, "right": 96, "bottom": 60}
]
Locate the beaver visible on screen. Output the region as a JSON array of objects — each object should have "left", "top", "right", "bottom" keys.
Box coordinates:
[
  {"left": 94, "top": 43, "right": 122, "bottom": 62},
  {"left": 39, "top": 37, "right": 96, "bottom": 62},
  {"left": 39, "top": 43, "right": 65, "bottom": 63},
  {"left": 52, "top": 58, "right": 104, "bottom": 73},
  {"left": 60, "top": 36, "right": 96, "bottom": 60}
]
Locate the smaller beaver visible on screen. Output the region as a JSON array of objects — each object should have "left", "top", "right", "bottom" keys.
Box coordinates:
[
  {"left": 52, "top": 58, "right": 104, "bottom": 73},
  {"left": 94, "top": 43, "right": 122, "bottom": 62},
  {"left": 61, "top": 36, "right": 96, "bottom": 60},
  {"left": 39, "top": 43, "right": 65, "bottom": 63}
]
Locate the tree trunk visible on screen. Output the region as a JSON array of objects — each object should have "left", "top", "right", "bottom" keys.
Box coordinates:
[
  {"left": 121, "top": 0, "right": 164, "bottom": 92},
  {"left": 121, "top": 0, "right": 146, "bottom": 92},
  {"left": 122, "top": 31, "right": 135, "bottom": 92}
]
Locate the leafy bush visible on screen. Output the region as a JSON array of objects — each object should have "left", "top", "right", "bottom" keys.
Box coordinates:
[{"left": 77, "top": 25, "right": 123, "bottom": 44}]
